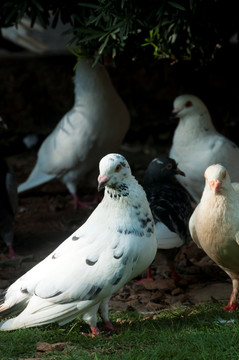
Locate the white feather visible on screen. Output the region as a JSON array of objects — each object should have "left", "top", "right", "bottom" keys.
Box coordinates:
[{"left": 155, "top": 222, "right": 184, "bottom": 249}]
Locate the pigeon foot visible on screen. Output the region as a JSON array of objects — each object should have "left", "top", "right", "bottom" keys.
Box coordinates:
[
  {"left": 7, "top": 246, "right": 19, "bottom": 259},
  {"left": 224, "top": 302, "right": 239, "bottom": 311},
  {"left": 81, "top": 325, "right": 100, "bottom": 337}
]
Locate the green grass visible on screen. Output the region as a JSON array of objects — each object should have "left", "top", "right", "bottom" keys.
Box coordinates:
[{"left": 1, "top": 302, "right": 239, "bottom": 359}]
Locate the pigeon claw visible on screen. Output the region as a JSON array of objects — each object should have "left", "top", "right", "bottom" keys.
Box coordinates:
[
  {"left": 224, "top": 302, "right": 239, "bottom": 311},
  {"left": 81, "top": 325, "right": 100, "bottom": 337}
]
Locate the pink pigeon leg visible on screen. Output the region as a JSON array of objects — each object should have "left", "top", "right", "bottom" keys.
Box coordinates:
[
  {"left": 224, "top": 279, "right": 239, "bottom": 311},
  {"left": 7, "top": 245, "right": 19, "bottom": 259},
  {"left": 136, "top": 265, "right": 154, "bottom": 284},
  {"left": 167, "top": 260, "right": 181, "bottom": 281},
  {"left": 72, "top": 191, "right": 102, "bottom": 209}
]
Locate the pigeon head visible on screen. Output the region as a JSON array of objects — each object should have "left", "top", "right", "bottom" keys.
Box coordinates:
[
  {"left": 98, "top": 153, "right": 131, "bottom": 191},
  {"left": 143, "top": 157, "right": 185, "bottom": 186},
  {"left": 204, "top": 164, "right": 231, "bottom": 195},
  {"left": 172, "top": 94, "right": 209, "bottom": 120}
]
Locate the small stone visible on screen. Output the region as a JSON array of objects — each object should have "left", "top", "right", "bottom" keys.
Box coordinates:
[{"left": 171, "top": 287, "right": 183, "bottom": 296}]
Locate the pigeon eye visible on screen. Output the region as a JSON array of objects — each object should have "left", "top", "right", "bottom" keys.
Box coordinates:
[
  {"left": 222, "top": 170, "right": 226, "bottom": 179},
  {"left": 185, "top": 100, "right": 192, "bottom": 108},
  {"left": 115, "top": 164, "right": 121, "bottom": 172},
  {"left": 166, "top": 163, "right": 173, "bottom": 170}
]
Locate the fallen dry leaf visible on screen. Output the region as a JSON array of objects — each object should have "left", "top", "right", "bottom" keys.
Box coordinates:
[{"left": 36, "top": 341, "right": 72, "bottom": 353}]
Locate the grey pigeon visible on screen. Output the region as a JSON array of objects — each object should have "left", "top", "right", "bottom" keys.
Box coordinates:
[{"left": 138, "top": 157, "right": 193, "bottom": 282}]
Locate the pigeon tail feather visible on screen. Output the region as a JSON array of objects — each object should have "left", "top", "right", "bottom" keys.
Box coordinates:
[
  {"left": 0, "top": 297, "right": 81, "bottom": 330},
  {"left": 18, "top": 165, "right": 56, "bottom": 193}
]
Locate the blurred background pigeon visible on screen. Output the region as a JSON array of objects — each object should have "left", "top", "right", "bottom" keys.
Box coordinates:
[
  {"left": 18, "top": 58, "right": 130, "bottom": 208},
  {"left": 138, "top": 157, "right": 193, "bottom": 282},
  {"left": 0, "top": 118, "right": 18, "bottom": 258},
  {"left": 169, "top": 94, "right": 239, "bottom": 203}
]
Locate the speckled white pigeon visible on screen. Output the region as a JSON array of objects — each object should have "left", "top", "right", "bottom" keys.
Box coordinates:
[
  {"left": 18, "top": 58, "right": 130, "bottom": 207},
  {"left": 189, "top": 164, "right": 239, "bottom": 311},
  {"left": 169, "top": 94, "right": 239, "bottom": 203},
  {"left": 0, "top": 153, "right": 157, "bottom": 335}
]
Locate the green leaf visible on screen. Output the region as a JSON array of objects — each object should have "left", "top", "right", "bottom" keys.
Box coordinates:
[
  {"left": 78, "top": 2, "right": 100, "bottom": 10},
  {"left": 168, "top": 2, "right": 186, "bottom": 11},
  {"left": 98, "top": 34, "right": 110, "bottom": 54},
  {"left": 4, "top": 7, "right": 18, "bottom": 24},
  {"left": 31, "top": 0, "right": 44, "bottom": 12}
]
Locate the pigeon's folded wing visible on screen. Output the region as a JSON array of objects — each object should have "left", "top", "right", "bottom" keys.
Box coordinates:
[{"left": 189, "top": 206, "right": 201, "bottom": 249}]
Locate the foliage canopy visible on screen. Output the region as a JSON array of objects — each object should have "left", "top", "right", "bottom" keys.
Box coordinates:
[{"left": 0, "top": 0, "right": 238, "bottom": 66}]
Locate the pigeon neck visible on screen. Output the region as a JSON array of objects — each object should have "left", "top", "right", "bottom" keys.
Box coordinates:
[
  {"left": 104, "top": 177, "right": 141, "bottom": 202},
  {"left": 174, "top": 112, "right": 215, "bottom": 143},
  {"left": 202, "top": 185, "right": 236, "bottom": 210}
]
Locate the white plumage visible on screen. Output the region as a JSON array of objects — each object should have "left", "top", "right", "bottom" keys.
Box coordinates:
[
  {"left": 169, "top": 94, "right": 239, "bottom": 203},
  {"left": 1, "top": 17, "right": 48, "bottom": 53},
  {"left": 18, "top": 58, "right": 130, "bottom": 207},
  {"left": 189, "top": 164, "right": 239, "bottom": 311},
  {"left": 154, "top": 222, "right": 184, "bottom": 249},
  {"left": 0, "top": 153, "right": 157, "bottom": 334}
]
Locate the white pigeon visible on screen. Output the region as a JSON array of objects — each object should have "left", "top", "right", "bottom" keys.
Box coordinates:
[
  {"left": 0, "top": 153, "right": 157, "bottom": 335},
  {"left": 169, "top": 94, "right": 239, "bottom": 203},
  {"left": 18, "top": 58, "right": 130, "bottom": 208},
  {"left": 1, "top": 16, "right": 48, "bottom": 53},
  {"left": 189, "top": 164, "right": 239, "bottom": 311}
]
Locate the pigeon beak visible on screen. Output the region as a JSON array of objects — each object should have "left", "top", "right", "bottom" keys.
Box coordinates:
[
  {"left": 97, "top": 174, "right": 110, "bottom": 191},
  {"left": 209, "top": 180, "right": 222, "bottom": 195},
  {"left": 172, "top": 108, "right": 180, "bottom": 117},
  {"left": 176, "top": 167, "right": 185, "bottom": 177}
]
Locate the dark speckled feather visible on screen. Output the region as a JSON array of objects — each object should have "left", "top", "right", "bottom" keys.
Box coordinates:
[
  {"left": 143, "top": 157, "right": 193, "bottom": 243},
  {"left": 141, "top": 157, "right": 193, "bottom": 279}
]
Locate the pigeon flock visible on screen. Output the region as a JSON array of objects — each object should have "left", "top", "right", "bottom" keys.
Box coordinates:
[{"left": 1, "top": 57, "right": 239, "bottom": 336}]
